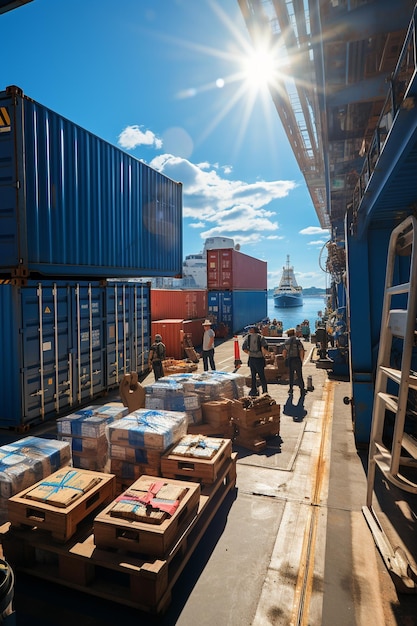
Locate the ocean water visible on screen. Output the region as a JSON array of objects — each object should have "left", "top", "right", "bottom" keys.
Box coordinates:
[{"left": 266, "top": 295, "right": 327, "bottom": 331}]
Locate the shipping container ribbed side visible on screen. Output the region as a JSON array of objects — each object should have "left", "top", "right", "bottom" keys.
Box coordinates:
[
  {"left": 207, "top": 249, "right": 267, "bottom": 290},
  {"left": 0, "top": 86, "right": 182, "bottom": 279},
  {"left": 0, "top": 280, "right": 151, "bottom": 429},
  {"left": 151, "top": 318, "right": 206, "bottom": 360},
  {"left": 105, "top": 282, "right": 151, "bottom": 387},
  {"left": 207, "top": 290, "right": 268, "bottom": 334},
  {"left": 151, "top": 289, "right": 208, "bottom": 321}
]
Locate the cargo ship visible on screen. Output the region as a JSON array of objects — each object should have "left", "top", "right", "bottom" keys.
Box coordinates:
[{"left": 273, "top": 256, "right": 303, "bottom": 308}]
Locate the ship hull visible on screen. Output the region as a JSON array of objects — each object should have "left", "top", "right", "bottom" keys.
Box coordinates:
[{"left": 274, "top": 292, "right": 303, "bottom": 307}]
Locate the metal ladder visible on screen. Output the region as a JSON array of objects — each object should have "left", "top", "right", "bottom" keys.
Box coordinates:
[{"left": 363, "top": 215, "right": 417, "bottom": 592}]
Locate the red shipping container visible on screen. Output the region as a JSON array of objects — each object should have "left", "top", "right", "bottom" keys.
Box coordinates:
[
  {"left": 151, "top": 318, "right": 206, "bottom": 360},
  {"left": 183, "top": 318, "right": 206, "bottom": 349},
  {"left": 151, "top": 289, "right": 207, "bottom": 321},
  {"left": 207, "top": 249, "right": 267, "bottom": 290}
]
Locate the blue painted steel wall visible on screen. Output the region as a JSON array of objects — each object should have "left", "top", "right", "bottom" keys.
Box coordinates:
[
  {"left": 208, "top": 290, "right": 267, "bottom": 334},
  {"left": 0, "top": 86, "right": 182, "bottom": 278},
  {"left": 0, "top": 280, "right": 151, "bottom": 429},
  {"left": 346, "top": 224, "right": 413, "bottom": 444}
]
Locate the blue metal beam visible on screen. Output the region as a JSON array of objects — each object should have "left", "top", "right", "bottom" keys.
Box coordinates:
[
  {"left": 321, "top": 0, "right": 416, "bottom": 41},
  {"left": 356, "top": 103, "right": 417, "bottom": 239},
  {"left": 326, "top": 76, "right": 390, "bottom": 107}
]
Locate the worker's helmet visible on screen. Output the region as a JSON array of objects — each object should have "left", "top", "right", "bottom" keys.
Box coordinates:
[{"left": 155, "top": 334, "right": 162, "bottom": 341}]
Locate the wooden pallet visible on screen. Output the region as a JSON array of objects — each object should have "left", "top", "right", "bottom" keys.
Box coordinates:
[
  {"left": 161, "top": 437, "right": 232, "bottom": 484},
  {"left": 233, "top": 419, "right": 280, "bottom": 453},
  {"left": 1, "top": 454, "right": 237, "bottom": 615},
  {"left": 93, "top": 476, "right": 201, "bottom": 558},
  {"left": 231, "top": 397, "right": 280, "bottom": 428},
  {"left": 8, "top": 469, "right": 116, "bottom": 542}
]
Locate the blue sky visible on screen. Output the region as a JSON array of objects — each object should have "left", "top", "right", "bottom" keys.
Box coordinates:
[{"left": 2, "top": 0, "right": 329, "bottom": 289}]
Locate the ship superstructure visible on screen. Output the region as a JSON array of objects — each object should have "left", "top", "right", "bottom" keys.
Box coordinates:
[{"left": 273, "top": 256, "right": 303, "bottom": 308}]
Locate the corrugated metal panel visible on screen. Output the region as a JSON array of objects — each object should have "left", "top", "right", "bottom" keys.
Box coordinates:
[
  {"left": 207, "top": 249, "right": 267, "bottom": 290},
  {"left": 151, "top": 319, "right": 184, "bottom": 360},
  {"left": 105, "top": 282, "right": 151, "bottom": 387},
  {"left": 0, "top": 280, "right": 151, "bottom": 428},
  {"left": 208, "top": 290, "right": 267, "bottom": 334},
  {"left": 0, "top": 86, "right": 182, "bottom": 278},
  {"left": 151, "top": 289, "right": 207, "bottom": 320},
  {"left": 151, "top": 317, "right": 206, "bottom": 360},
  {"left": 183, "top": 317, "right": 206, "bottom": 348}
]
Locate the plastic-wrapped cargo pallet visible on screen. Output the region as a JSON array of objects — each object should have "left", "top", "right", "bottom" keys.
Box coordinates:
[
  {"left": 0, "top": 437, "right": 71, "bottom": 522},
  {"left": 105, "top": 409, "right": 188, "bottom": 492},
  {"left": 144, "top": 372, "right": 245, "bottom": 424},
  {"left": 56, "top": 403, "right": 129, "bottom": 471},
  {"left": 145, "top": 379, "right": 203, "bottom": 425},
  {"left": 166, "top": 371, "right": 246, "bottom": 401}
]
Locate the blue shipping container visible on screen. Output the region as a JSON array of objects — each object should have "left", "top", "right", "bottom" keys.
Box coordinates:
[
  {"left": 0, "top": 86, "right": 182, "bottom": 279},
  {"left": 208, "top": 290, "right": 267, "bottom": 334},
  {"left": 0, "top": 279, "right": 151, "bottom": 429}
]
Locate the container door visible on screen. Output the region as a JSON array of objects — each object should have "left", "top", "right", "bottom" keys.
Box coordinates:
[
  {"left": 208, "top": 290, "right": 233, "bottom": 335},
  {"left": 72, "top": 283, "right": 105, "bottom": 403},
  {"left": 20, "top": 282, "right": 73, "bottom": 424},
  {"left": 105, "top": 283, "right": 132, "bottom": 387},
  {"left": 129, "top": 283, "right": 151, "bottom": 376}
]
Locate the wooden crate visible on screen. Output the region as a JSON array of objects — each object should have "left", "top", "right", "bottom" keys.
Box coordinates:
[
  {"left": 8, "top": 468, "right": 116, "bottom": 542},
  {"left": 201, "top": 399, "right": 232, "bottom": 428},
  {"left": 234, "top": 416, "right": 280, "bottom": 452},
  {"left": 231, "top": 397, "right": 280, "bottom": 428},
  {"left": 161, "top": 436, "right": 232, "bottom": 484},
  {"left": 184, "top": 347, "right": 199, "bottom": 362},
  {"left": 93, "top": 476, "right": 201, "bottom": 557},
  {"left": 1, "top": 454, "right": 237, "bottom": 615}
]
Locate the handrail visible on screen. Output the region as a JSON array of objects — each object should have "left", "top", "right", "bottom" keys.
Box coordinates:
[{"left": 351, "top": 6, "right": 417, "bottom": 221}]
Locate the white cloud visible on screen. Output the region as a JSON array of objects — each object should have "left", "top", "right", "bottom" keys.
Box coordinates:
[
  {"left": 308, "top": 239, "right": 328, "bottom": 246},
  {"left": 149, "top": 154, "right": 296, "bottom": 232},
  {"left": 299, "top": 226, "right": 329, "bottom": 236},
  {"left": 118, "top": 125, "right": 162, "bottom": 150}
]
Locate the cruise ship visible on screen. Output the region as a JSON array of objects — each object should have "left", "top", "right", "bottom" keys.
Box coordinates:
[{"left": 273, "top": 255, "right": 303, "bottom": 307}]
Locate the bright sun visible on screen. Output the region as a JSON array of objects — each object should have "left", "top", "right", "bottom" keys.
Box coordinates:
[{"left": 241, "top": 47, "right": 277, "bottom": 91}]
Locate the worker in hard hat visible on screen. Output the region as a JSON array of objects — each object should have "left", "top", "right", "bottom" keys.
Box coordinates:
[{"left": 148, "top": 334, "right": 166, "bottom": 381}]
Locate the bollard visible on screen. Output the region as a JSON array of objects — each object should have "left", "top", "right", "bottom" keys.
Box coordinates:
[
  {"left": 307, "top": 375, "right": 314, "bottom": 391},
  {"left": 233, "top": 335, "right": 242, "bottom": 372}
]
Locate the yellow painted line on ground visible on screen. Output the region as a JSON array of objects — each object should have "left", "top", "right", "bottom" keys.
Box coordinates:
[{"left": 290, "top": 379, "right": 335, "bottom": 626}]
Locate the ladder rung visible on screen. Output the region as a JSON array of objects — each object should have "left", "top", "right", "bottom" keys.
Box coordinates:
[
  {"left": 374, "top": 441, "right": 417, "bottom": 465},
  {"left": 396, "top": 226, "right": 414, "bottom": 255},
  {"left": 374, "top": 449, "right": 417, "bottom": 493},
  {"left": 377, "top": 391, "right": 398, "bottom": 413},
  {"left": 402, "top": 433, "right": 417, "bottom": 460},
  {"left": 380, "top": 366, "right": 417, "bottom": 390},
  {"left": 386, "top": 283, "right": 410, "bottom": 295}
]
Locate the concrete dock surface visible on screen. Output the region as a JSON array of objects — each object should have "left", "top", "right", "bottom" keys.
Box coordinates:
[{"left": 3, "top": 335, "right": 417, "bottom": 625}]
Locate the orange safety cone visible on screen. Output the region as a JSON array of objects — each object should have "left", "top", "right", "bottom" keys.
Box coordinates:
[{"left": 233, "top": 335, "right": 242, "bottom": 372}]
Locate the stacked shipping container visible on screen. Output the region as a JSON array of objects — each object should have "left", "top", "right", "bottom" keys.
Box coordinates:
[
  {"left": 206, "top": 249, "right": 268, "bottom": 335},
  {"left": 0, "top": 86, "right": 183, "bottom": 428},
  {"left": 150, "top": 289, "right": 208, "bottom": 358}
]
